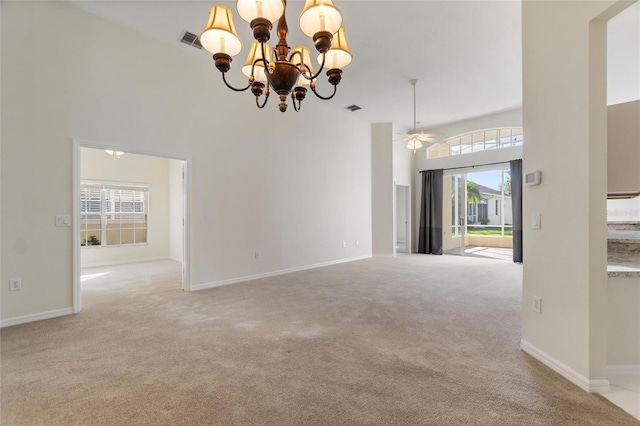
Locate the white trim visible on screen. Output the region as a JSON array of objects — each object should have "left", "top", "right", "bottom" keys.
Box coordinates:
[
  {"left": 191, "top": 255, "right": 372, "bottom": 292},
  {"left": 393, "top": 181, "right": 397, "bottom": 257},
  {"left": 520, "top": 339, "right": 611, "bottom": 393},
  {"left": 1, "top": 308, "right": 73, "bottom": 328},
  {"left": 393, "top": 183, "right": 412, "bottom": 256},
  {"left": 81, "top": 180, "right": 151, "bottom": 189},
  {"left": 73, "top": 140, "right": 81, "bottom": 313},
  {"left": 182, "top": 157, "right": 192, "bottom": 292},
  {"left": 81, "top": 256, "right": 173, "bottom": 269},
  {"left": 607, "top": 365, "right": 640, "bottom": 376}
]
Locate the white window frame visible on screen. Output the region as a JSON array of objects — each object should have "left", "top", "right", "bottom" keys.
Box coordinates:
[
  {"left": 80, "top": 181, "right": 150, "bottom": 248},
  {"left": 428, "top": 127, "right": 523, "bottom": 159}
]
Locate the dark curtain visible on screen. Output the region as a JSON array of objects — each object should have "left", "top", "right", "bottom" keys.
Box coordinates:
[
  {"left": 418, "top": 169, "right": 443, "bottom": 255},
  {"left": 510, "top": 159, "right": 523, "bottom": 263}
]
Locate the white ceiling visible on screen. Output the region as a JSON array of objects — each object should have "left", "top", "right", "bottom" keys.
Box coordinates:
[{"left": 66, "top": 0, "right": 638, "bottom": 132}]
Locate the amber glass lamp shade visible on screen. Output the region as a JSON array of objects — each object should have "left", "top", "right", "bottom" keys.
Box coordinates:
[
  {"left": 318, "top": 27, "right": 352, "bottom": 69},
  {"left": 236, "top": 0, "right": 285, "bottom": 24},
  {"left": 242, "top": 41, "right": 272, "bottom": 83},
  {"left": 200, "top": 5, "right": 243, "bottom": 57},
  {"left": 299, "top": 0, "right": 343, "bottom": 38},
  {"left": 292, "top": 46, "right": 315, "bottom": 74},
  {"left": 291, "top": 46, "right": 315, "bottom": 86}
]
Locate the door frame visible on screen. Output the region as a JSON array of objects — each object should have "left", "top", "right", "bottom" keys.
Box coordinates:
[
  {"left": 393, "top": 183, "right": 411, "bottom": 255},
  {"left": 72, "top": 139, "right": 192, "bottom": 313}
]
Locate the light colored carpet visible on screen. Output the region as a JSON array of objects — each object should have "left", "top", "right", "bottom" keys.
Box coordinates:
[{"left": 1, "top": 255, "right": 638, "bottom": 425}]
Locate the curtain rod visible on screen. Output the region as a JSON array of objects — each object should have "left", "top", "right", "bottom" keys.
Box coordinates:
[{"left": 419, "top": 159, "right": 520, "bottom": 173}]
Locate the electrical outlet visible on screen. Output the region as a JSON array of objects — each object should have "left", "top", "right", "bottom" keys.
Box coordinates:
[
  {"left": 533, "top": 296, "right": 542, "bottom": 313},
  {"left": 342, "top": 241, "right": 347, "bottom": 248},
  {"left": 254, "top": 251, "right": 260, "bottom": 259},
  {"left": 356, "top": 240, "right": 359, "bottom": 246},
  {"left": 9, "top": 278, "right": 21, "bottom": 291}
]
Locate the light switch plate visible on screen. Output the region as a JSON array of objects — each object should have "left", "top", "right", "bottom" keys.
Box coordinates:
[
  {"left": 55, "top": 215, "right": 71, "bottom": 227},
  {"left": 532, "top": 213, "right": 541, "bottom": 230}
]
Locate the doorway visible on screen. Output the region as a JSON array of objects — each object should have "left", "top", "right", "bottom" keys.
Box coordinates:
[
  {"left": 395, "top": 184, "right": 410, "bottom": 254},
  {"left": 444, "top": 167, "right": 513, "bottom": 261},
  {"left": 72, "top": 141, "right": 191, "bottom": 313}
]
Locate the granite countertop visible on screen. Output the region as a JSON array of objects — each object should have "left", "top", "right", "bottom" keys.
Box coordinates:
[{"left": 607, "top": 229, "right": 640, "bottom": 277}]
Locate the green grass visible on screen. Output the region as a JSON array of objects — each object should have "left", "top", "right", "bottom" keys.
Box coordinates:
[{"left": 466, "top": 227, "right": 513, "bottom": 236}]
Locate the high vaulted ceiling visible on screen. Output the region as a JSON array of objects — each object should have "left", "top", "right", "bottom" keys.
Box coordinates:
[{"left": 67, "top": 0, "right": 638, "bottom": 133}]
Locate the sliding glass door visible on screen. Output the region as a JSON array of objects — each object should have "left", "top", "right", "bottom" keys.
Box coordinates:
[
  {"left": 449, "top": 174, "right": 466, "bottom": 256},
  {"left": 444, "top": 167, "right": 513, "bottom": 258}
]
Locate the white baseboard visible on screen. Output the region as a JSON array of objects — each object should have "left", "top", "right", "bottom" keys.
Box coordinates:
[
  {"left": 520, "top": 339, "right": 611, "bottom": 393},
  {"left": 191, "top": 255, "right": 372, "bottom": 292},
  {"left": 1, "top": 307, "right": 73, "bottom": 328},
  {"left": 81, "top": 256, "right": 171, "bottom": 268},
  {"left": 607, "top": 365, "right": 640, "bottom": 376}
]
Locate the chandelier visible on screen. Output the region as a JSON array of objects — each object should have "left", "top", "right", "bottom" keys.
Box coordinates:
[{"left": 199, "top": 0, "right": 352, "bottom": 112}]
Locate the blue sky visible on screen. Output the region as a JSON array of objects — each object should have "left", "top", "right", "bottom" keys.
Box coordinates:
[{"left": 466, "top": 170, "right": 506, "bottom": 191}]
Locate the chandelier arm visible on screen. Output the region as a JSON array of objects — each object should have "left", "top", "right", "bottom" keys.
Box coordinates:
[
  {"left": 310, "top": 83, "right": 337, "bottom": 100},
  {"left": 260, "top": 42, "right": 273, "bottom": 77},
  {"left": 250, "top": 57, "right": 269, "bottom": 82},
  {"left": 291, "top": 94, "right": 301, "bottom": 112},
  {"left": 255, "top": 92, "right": 269, "bottom": 109},
  {"left": 300, "top": 53, "right": 327, "bottom": 82},
  {"left": 289, "top": 50, "right": 302, "bottom": 66},
  {"left": 221, "top": 72, "right": 252, "bottom": 92}
]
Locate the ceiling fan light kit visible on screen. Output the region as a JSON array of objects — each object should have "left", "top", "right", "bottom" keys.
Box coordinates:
[
  {"left": 200, "top": 0, "right": 352, "bottom": 112},
  {"left": 105, "top": 150, "right": 124, "bottom": 160}
]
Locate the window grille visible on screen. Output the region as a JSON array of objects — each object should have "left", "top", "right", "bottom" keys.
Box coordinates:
[
  {"left": 80, "top": 182, "right": 149, "bottom": 247},
  {"left": 428, "top": 127, "right": 523, "bottom": 159}
]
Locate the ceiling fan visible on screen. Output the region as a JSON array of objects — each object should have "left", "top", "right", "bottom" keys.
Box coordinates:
[{"left": 400, "top": 79, "right": 441, "bottom": 154}]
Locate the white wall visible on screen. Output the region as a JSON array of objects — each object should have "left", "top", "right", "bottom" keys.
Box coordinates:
[
  {"left": 393, "top": 135, "right": 413, "bottom": 187},
  {"left": 521, "top": 0, "right": 634, "bottom": 387},
  {"left": 607, "top": 100, "right": 640, "bottom": 194},
  {"left": 371, "top": 123, "right": 394, "bottom": 256},
  {"left": 0, "top": 1, "right": 372, "bottom": 322},
  {"left": 607, "top": 2, "right": 640, "bottom": 105},
  {"left": 608, "top": 277, "right": 640, "bottom": 365},
  {"left": 80, "top": 148, "right": 172, "bottom": 267}
]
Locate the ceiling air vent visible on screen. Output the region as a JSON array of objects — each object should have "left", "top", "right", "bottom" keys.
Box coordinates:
[
  {"left": 180, "top": 31, "right": 203, "bottom": 50},
  {"left": 345, "top": 104, "right": 362, "bottom": 112}
]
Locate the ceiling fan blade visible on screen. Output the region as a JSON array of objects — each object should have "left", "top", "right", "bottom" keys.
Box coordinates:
[{"left": 417, "top": 134, "right": 440, "bottom": 142}]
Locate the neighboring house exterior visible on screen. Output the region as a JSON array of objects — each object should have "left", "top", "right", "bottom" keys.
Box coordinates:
[{"left": 467, "top": 183, "right": 513, "bottom": 226}]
